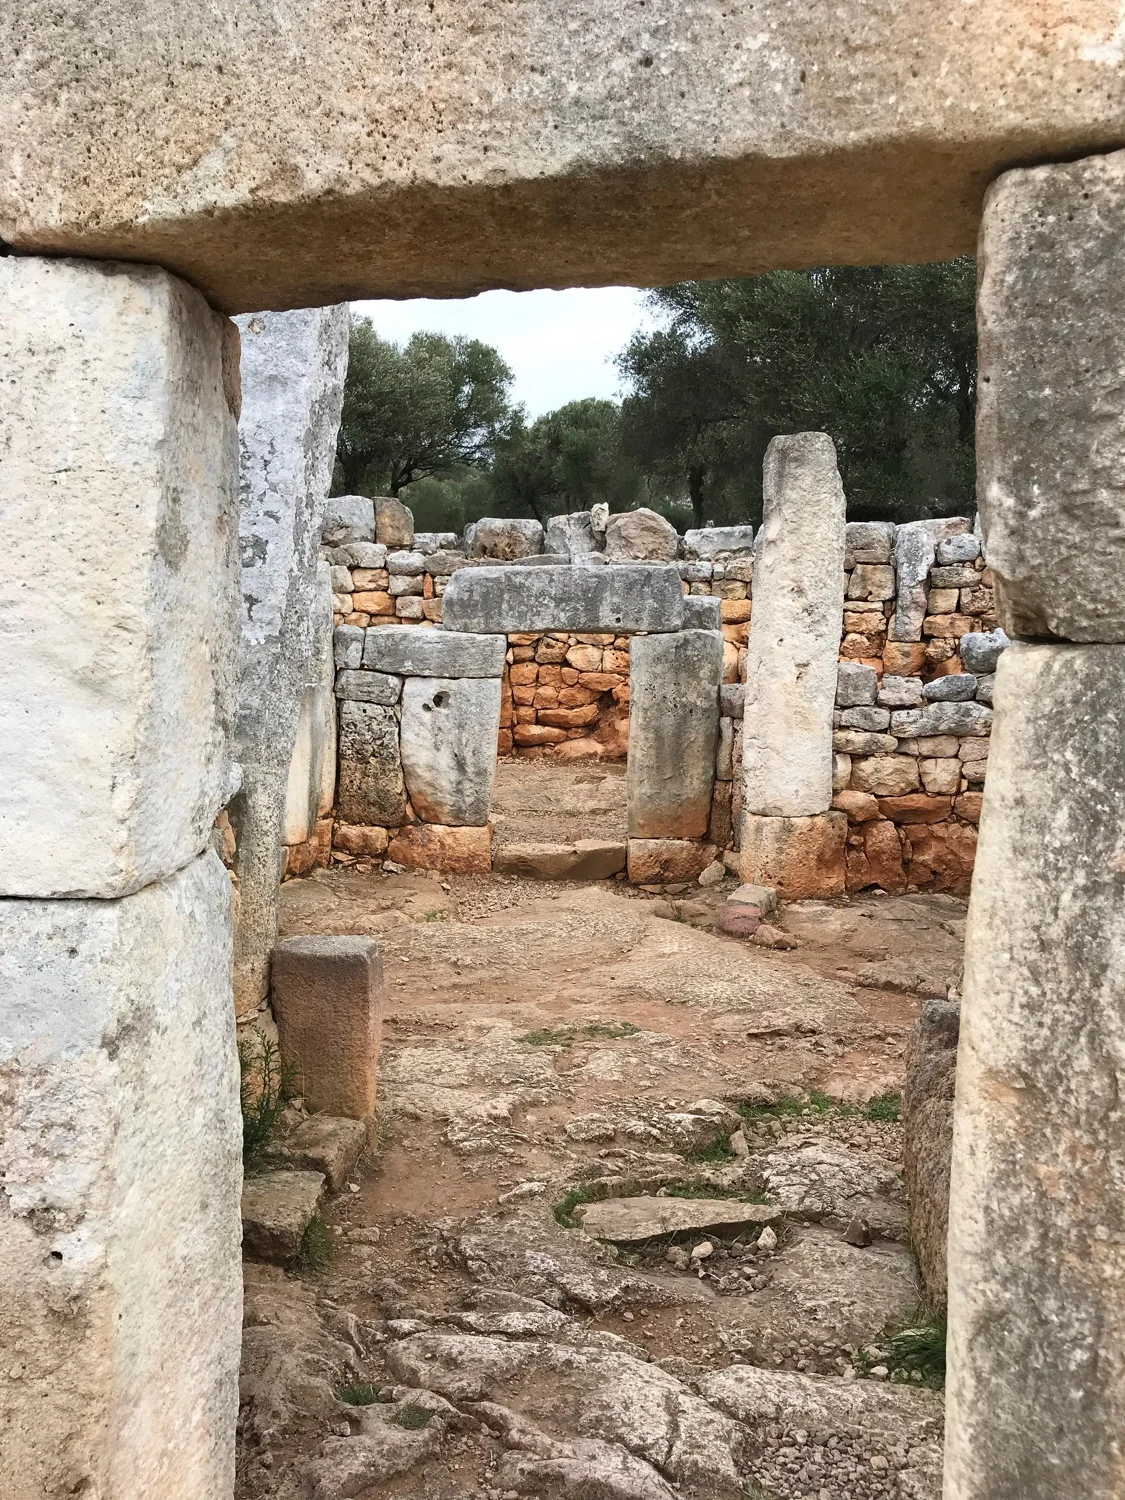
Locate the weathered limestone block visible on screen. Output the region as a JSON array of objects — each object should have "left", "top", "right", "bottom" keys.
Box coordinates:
[
  {"left": 682, "top": 525, "right": 755, "bottom": 559},
  {"left": 493, "top": 840, "right": 627, "bottom": 881},
  {"left": 334, "top": 624, "right": 366, "bottom": 669},
  {"left": 400, "top": 676, "right": 503, "bottom": 825},
  {"left": 232, "top": 308, "right": 349, "bottom": 1011},
  {"left": 470, "top": 516, "right": 544, "bottom": 559},
  {"left": 960, "top": 627, "right": 1010, "bottom": 675},
  {"left": 264, "top": 1114, "right": 367, "bottom": 1192},
  {"left": 442, "top": 564, "right": 685, "bottom": 635},
  {"left": 337, "top": 702, "right": 409, "bottom": 827},
  {"left": 682, "top": 594, "right": 722, "bottom": 629},
  {"left": 0, "top": 851, "right": 241, "bottom": 1499},
  {"left": 627, "top": 838, "right": 719, "bottom": 884},
  {"left": 362, "top": 625, "right": 506, "bottom": 678},
  {"left": 836, "top": 662, "right": 878, "bottom": 708},
  {"left": 903, "top": 999, "right": 960, "bottom": 1311},
  {"left": 742, "top": 433, "right": 846, "bottom": 818},
  {"left": 844, "top": 521, "right": 895, "bottom": 565},
  {"left": 720, "top": 683, "right": 745, "bottom": 720},
  {"left": 387, "top": 822, "right": 493, "bottom": 874},
  {"left": 739, "top": 812, "right": 846, "bottom": 899},
  {"left": 947, "top": 642, "right": 1125, "bottom": 1499},
  {"left": 628, "top": 630, "right": 723, "bottom": 839},
  {"left": 889, "top": 701, "right": 993, "bottom": 738},
  {"left": 334, "top": 669, "right": 403, "bottom": 705},
  {"left": 545, "top": 511, "right": 600, "bottom": 556},
  {"left": 240, "top": 1170, "right": 325, "bottom": 1265},
  {"left": 272, "top": 935, "right": 384, "bottom": 1118},
  {"left": 888, "top": 522, "right": 935, "bottom": 642},
  {"left": 978, "top": 150, "right": 1125, "bottom": 642},
  {"left": 849, "top": 755, "right": 921, "bottom": 797},
  {"left": 878, "top": 675, "right": 924, "bottom": 708},
  {"left": 376, "top": 496, "right": 414, "bottom": 548},
  {"left": 322, "top": 495, "right": 375, "bottom": 545},
  {"left": 0, "top": 257, "right": 240, "bottom": 898},
  {"left": 603, "top": 507, "right": 679, "bottom": 561}
]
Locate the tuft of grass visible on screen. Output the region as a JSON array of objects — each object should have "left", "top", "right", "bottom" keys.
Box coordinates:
[
  {"left": 338, "top": 1382, "right": 382, "bottom": 1406},
  {"left": 856, "top": 1308, "right": 946, "bottom": 1389},
  {"left": 296, "top": 1213, "right": 333, "bottom": 1273},
  {"left": 238, "top": 1028, "right": 295, "bottom": 1167},
  {"left": 685, "top": 1136, "right": 737, "bottom": 1165},
  {"left": 555, "top": 1181, "right": 612, "bottom": 1228},
  {"left": 421, "top": 908, "right": 448, "bottom": 922},
  {"left": 389, "top": 1403, "right": 434, "bottom": 1430},
  {"left": 866, "top": 1090, "right": 903, "bottom": 1123},
  {"left": 738, "top": 1095, "right": 808, "bottom": 1122},
  {"left": 666, "top": 1179, "right": 772, "bottom": 1205},
  {"left": 520, "top": 1021, "right": 641, "bottom": 1049}
]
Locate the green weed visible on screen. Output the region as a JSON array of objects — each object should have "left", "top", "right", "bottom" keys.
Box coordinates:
[
  {"left": 421, "top": 908, "right": 449, "bottom": 922},
  {"left": 554, "top": 1181, "right": 612, "bottom": 1228},
  {"left": 520, "top": 1021, "right": 641, "bottom": 1049},
  {"left": 685, "top": 1136, "right": 737, "bottom": 1165},
  {"left": 238, "top": 1028, "right": 295, "bottom": 1167},
  {"left": 338, "top": 1382, "right": 382, "bottom": 1406},
  {"left": 296, "top": 1214, "right": 333, "bottom": 1273},
  {"left": 389, "top": 1403, "right": 434, "bottom": 1430},
  {"left": 866, "top": 1090, "right": 903, "bottom": 1122}
]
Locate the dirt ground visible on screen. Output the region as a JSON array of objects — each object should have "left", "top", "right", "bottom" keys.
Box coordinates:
[
  {"left": 489, "top": 759, "right": 628, "bottom": 849},
  {"left": 238, "top": 768, "right": 964, "bottom": 1500}
]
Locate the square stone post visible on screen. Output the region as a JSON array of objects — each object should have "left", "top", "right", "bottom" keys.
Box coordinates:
[
  {"left": 946, "top": 148, "right": 1125, "bottom": 1499},
  {"left": 0, "top": 257, "right": 243, "bottom": 1499},
  {"left": 739, "top": 432, "right": 847, "bottom": 898}
]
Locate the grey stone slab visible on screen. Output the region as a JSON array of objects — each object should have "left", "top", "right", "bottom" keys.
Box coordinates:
[
  {"left": 930, "top": 563, "right": 980, "bottom": 589},
  {"left": 877, "top": 675, "right": 924, "bottom": 708},
  {"left": 441, "top": 565, "right": 684, "bottom": 634},
  {"left": 678, "top": 560, "right": 714, "bottom": 582},
  {"left": 241, "top": 1170, "right": 325, "bottom": 1264},
  {"left": 386, "top": 548, "right": 427, "bottom": 575},
  {"left": 412, "top": 531, "right": 461, "bottom": 555},
  {"left": 682, "top": 594, "right": 722, "bottom": 629},
  {"left": 922, "top": 673, "right": 976, "bottom": 702},
  {"left": 681, "top": 525, "right": 755, "bottom": 559},
  {"left": 604, "top": 507, "right": 679, "bottom": 562},
  {"left": 960, "top": 627, "right": 1011, "bottom": 675},
  {"left": 334, "top": 669, "right": 402, "bottom": 704},
  {"left": 264, "top": 1115, "right": 368, "bottom": 1192},
  {"left": 375, "top": 496, "right": 414, "bottom": 548},
  {"left": 0, "top": 258, "right": 241, "bottom": 898},
  {"left": 838, "top": 706, "right": 891, "bottom": 731},
  {"left": 322, "top": 494, "right": 375, "bottom": 544},
  {"left": 715, "top": 717, "right": 735, "bottom": 781},
  {"left": 935, "top": 534, "right": 982, "bottom": 564},
  {"left": 844, "top": 520, "right": 895, "bottom": 566},
  {"left": 423, "top": 550, "right": 481, "bottom": 575},
  {"left": 978, "top": 151, "right": 1125, "bottom": 641},
  {"left": 742, "top": 433, "right": 846, "bottom": 817},
  {"left": 362, "top": 625, "right": 506, "bottom": 678},
  {"left": 399, "top": 676, "right": 502, "bottom": 826},
  {"left": 729, "top": 882, "right": 779, "bottom": 916},
  {"left": 0, "top": 851, "right": 241, "bottom": 1494},
  {"left": 324, "top": 540, "right": 387, "bottom": 569},
  {"left": 628, "top": 630, "right": 723, "bottom": 839},
  {"left": 836, "top": 662, "right": 878, "bottom": 708},
  {"left": 545, "top": 511, "right": 600, "bottom": 557},
  {"left": 578, "top": 1195, "right": 781, "bottom": 1244},
  {"left": 947, "top": 641, "right": 1125, "bottom": 1499},
  {"left": 232, "top": 305, "right": 349, "bottom": 1013},
  {"left": 889, "top": 521, "right": 935, "bottom": 642},
  {"left": 282, "top": 563, "right": 338, "bottom": 846},
  {"left": 833, "top": 730, "right": 899, "bottom": 756},
  {"left": 334, "top": 624, "right": 365, "bottom": 670},
  {"left": 975, "top": 674, "right": 996, "bottom": 706},
  {"left": 470, "top": 516, "right": 544, "bottom": 559},
  {"left": 492, "top": 840, "right": 627, "bottom": 881},
  {"left": 337, "top": 701, "right": 409, "bottom": 826},
  {"left": 890, "top": 702, "right": 993, "bottom": 737},
  {"left": 720, "top": 683, "right": 745, "bottom": 720}
]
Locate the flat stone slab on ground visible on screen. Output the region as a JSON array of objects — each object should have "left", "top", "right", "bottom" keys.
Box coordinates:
[
  {"left": 493, "top": 840, "right": 627, "bottom": 881},
  {"left": 577, "top": 1195, "right": 783, "bottom": 1244},
  {"left": 264, "top": 1115, "right": 367, "bottom": 1192},
  {"left": 241, "top": 1169, "right": 325, "bottom": 1264}
]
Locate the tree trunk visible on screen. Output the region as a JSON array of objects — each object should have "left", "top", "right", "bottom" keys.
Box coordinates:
[{"left": 688, "top": 466, "right": 706, "bottom": 529}]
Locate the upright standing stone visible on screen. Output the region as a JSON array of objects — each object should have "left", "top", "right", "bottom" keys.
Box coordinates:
[
  {"left": 229, "top": 306, "right": 349, "bottom": 1018},
  {"left": 399, "top": 676, "right": 503, "bottom": 826},
  {"left": 977, "top": 148, "right": 1125, "bottom": 643},
  {"left": 337, "top": 701, "right": 410, "bottom": 827},
  {"left": 889, "top": 522, "right": 936, "bottom": 643},
  {"left": 946, "top": 644, "right": 1125, "bottom": 1498},
  {"left": 0, "top": 851, "right": 242, "bottom": 1499},
  {"left": 742, "top": 433, "right": 846, "bottom": 818},
  {"left": 283, "top": 562, "right": 338, "bottom": 844},
  {"left": 628, "top": 630, "right": 723, "bottom": 839},
  {"left": 0, "top": 257, "right": 240, "bottom": 898},
  {"left": 272, "top": 936, "right": 385, "bottom": 1118}
]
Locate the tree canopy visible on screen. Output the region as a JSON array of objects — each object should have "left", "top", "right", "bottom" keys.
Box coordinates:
[
  {"left": 490, "top": 399, "right": 641, "bottom": 522},
  {"left": 332, "top": 320, "right": 516, "bottom": 496},
  {"left": 617, "top": 261, "right": 977, "bottom": 525}
]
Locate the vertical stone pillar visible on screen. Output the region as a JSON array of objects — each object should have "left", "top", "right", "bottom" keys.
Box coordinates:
[
  {"left": 946, "top": 148, "right": 1125, "bottom": 1500},
  {"left": 230, "top": 307, "right": 349, "bottom": 1021},
  {"left": 739, "top": 432, "right": 846, "bottom": 898},
  {"left": 628, "top": 628, "right": 723, "bottom": 838},
  {"left": 0, "top": 257, "right": 243, "bottom": 1498}
]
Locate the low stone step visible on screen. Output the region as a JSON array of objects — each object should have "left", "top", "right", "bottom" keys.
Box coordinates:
[
  {"left": 576, "top": 1194, "right": 783, "bottom": 1245},
  {"left": 263, "top": 1114, "right": 367, "bottom": 1191},
  {"left": 241, "top": 1169, "right": 325, "bottom": 1264},
  {"left": 493, "top": 839, "right": 626, "bottom": 881}
]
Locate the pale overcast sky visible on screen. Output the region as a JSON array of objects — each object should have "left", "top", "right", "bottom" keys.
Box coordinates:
[{"left": 351, "top": 286, "right": 656, "bottom": 420}]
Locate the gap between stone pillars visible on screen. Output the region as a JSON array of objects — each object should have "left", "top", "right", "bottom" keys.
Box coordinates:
[
  {"left": 946, "top": 147, "right": 1125, "bottom": 1500},
  {"left": 739, "top": 431, "right": 847, "bottom": 899},
  {"left": 0, "top": 255, "right": 244, "bottom": 1499}
]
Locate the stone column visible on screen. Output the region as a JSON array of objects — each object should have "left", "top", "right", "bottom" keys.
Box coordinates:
[
  {"left": 946, "top": 148, "right": 1125, "bottom": 1500},
  {"left": 628, "top": 628, "right": 724, "bottom": 839},
  {"left": 229, "top": 306, "right": 349, "bottom": 1021},
  {"left": 739, "top": 432, "right": 847, "bottom": 898},
  {"left": 0, "top": 258, "right": 243, "bottom": 1497}
]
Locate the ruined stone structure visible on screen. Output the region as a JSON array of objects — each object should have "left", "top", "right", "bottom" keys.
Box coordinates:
[{"left": 2, "top": 9, "right": 1124, "bottom": 1498}]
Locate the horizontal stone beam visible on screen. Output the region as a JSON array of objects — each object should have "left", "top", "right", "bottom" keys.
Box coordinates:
[
  {"left": 3, "top": 7, "right": 1125, "bottom": 310},
  {"left": 442, "top": 564, "right": 684, "bottom": 635},
  {"left": 362, "top": 626, "right": 506, "bottom": 678}
]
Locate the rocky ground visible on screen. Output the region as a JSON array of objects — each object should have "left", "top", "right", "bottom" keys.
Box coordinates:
[{"left": 238, "top": 772, "right": 964, "bottom": 1500}]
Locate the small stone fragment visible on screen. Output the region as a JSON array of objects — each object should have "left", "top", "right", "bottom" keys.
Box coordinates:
[{"left": 842, "top": 1215, "right": 873, "bottom": 1248}]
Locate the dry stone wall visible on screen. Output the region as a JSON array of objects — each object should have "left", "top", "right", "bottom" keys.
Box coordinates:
[{"left": 321, "top": 498, "right": 1002, "bottom": 892}]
